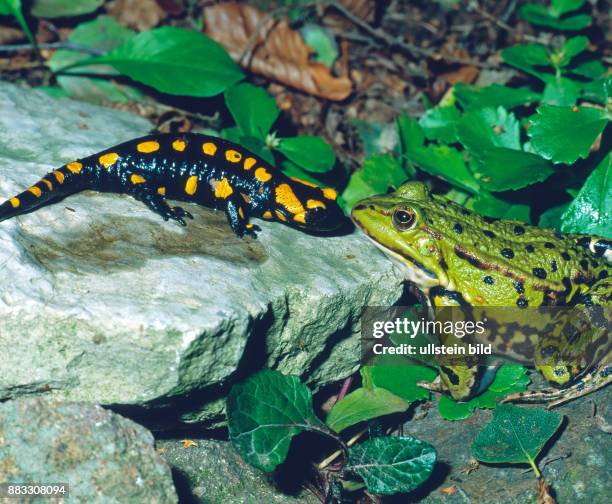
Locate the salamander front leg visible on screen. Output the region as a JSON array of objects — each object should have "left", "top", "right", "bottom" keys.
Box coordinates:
[
  {"left": 225, "top": 197, "right": 261, "bottom": 238},
  {"left": 129, "top": 185, "right": 193, "bottom": 226}
]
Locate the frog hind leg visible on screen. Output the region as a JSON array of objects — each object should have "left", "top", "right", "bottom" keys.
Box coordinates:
[{"left": 502, "top": 364, "right": 611, "bottom": 408}]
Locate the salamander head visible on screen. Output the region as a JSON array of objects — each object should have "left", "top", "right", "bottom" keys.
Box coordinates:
[{"left": 271, "top": 178, "right": 345, "bottom": 232}]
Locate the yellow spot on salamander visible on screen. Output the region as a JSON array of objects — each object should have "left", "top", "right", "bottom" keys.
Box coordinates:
[
  {"left": 66, "top": 161, "right": 83, "bottom": 174},
  {"left": 275, "top": 183, "right": 305, "bottom": 215},
  {"left": 293, "top": 213, "right": 306, "bottom": 224},
  {"left": 131, "top": 174, "right": 146, "bottom": 185},
  {"left": 246, "top": 223, "right": 254, "bottom": 229},
  {"left": 157, "top": 187, "right": 166, "bottom": 196},
  {"left": 238, "top": 207, "right": 245, "bottom": 219},
  {"left": 137, "top": 140, "right": 160, "bottom": 153},
  {"left": 53, "top": 170, "right": 65, "bottom": 184},
  {"left": 172, "top": 139, "right": 187, "bottom": 152},
  {"left": 202, "top": 142, "right": 217, "bottom": 156},
  {"left": 41, "top": 179, "right": 53, "bottom": 190},
  {"left": 9, "top": 197, "right": 20, "bottom": 208},
  {"left": 99, "top": 152, "right": 119, "bottom": 168},
  {"left": 213, "top": 178, "right": 233, "bottom": 199},
  {"left": 243, "top": 157, "right": 256, "bottom": 170},
  {"left": 225, "top": 149, "right": 242, "bottom": 163},
  {"left": 255, "top": 167, "right": 272, "bottom": 182},
  {"left": 28, "top": 186, "right": 42, "bottom": 198},
  {"left": 307, "top": 199, "right": 326, "bottom": 209},
  {"left": 185, "top": 175, "right": 198, "bottom": 195},
  {"left": 263, "top": 210, "right": 273, "bottom": 219},
  {"left": 290, "top": 177, "right": 318, "bottom": 188},
  {"left": 322, "top": 187, "right": 337, "bottom": 200},
  {"left": 275, "top": 210, "right": 287, "bottom": 222}
]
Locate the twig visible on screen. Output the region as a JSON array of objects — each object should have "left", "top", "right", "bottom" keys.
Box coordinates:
[{"left": 0, "top": 42, "right": 105, "bottom": 56}]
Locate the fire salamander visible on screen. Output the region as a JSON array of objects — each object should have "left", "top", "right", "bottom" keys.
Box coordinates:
[{"left": 0, "top": 133, "right": 344, "bottom": 237}]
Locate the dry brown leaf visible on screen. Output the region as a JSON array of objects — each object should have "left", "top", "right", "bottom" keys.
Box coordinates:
[
  {"left": 439, "top": 485, "right": 457, "bottom": 496},
  {"left": 537, "top": 478, "right": 556, "bottom": 504},
  {"left": 439, "top": 65, "right": 479, "bottom": 85},
  {"left": 106, "top": 0, "right": 166, "bottom": 31},
  {"left": 203, "top": 3, "right": 352, "bottom": 101},
  {"left": 339, "top": 0, "right": 376, "bottom": 22},
  {"left": 0, "top": 26, "right": 24, "bottom": 45}
]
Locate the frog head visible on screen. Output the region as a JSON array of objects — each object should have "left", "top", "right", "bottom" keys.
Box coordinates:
[{"left": 351, "top": 181, "right": 450, "bottom": 291}]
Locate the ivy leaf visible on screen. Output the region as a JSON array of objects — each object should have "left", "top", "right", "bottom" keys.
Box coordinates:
[
  {"left": 538, "top": 203, "right": 569, "bottom": 231},
  {"left": 560, "top": 153, "right": 611, "bottom": 238},
  {"left": 501, "top": 44, "right": 551, "bottom": 80},
  {"left": 551, "top": 0, "right": 587, "bottom": 16},
  {"left": 469, "top": 192, "right": 531, "bottom": 223},
  {"left": 224, "top": 83, "right": 279, "bottom": 140},
  {"left": 541, "top": 76, "right": 582, "bottom": 106},
  {"left": 557, "top": 36, "right": 589, "bottom": 67},
  {"left": 227, "top": 370, "right": 329, "bottom": 472},
  {"left": 61, "top": 27, "right": 244, "bottom": 97},
  {"left": 31, "top": 0, "right": 103, "bottom": 18},
  {"left": 528, "top": 105, "right": 609, "bottom": 164},
  {"left": 418, "top": 106, "right": 460, "bottom": 143},
  {"left": 0, "top": 0, "right": 35, "bottom": 46},
  {"left": 457, "top": 106, "right": 521, "bottom": 151},
  {"left": 47, "top": 16, "right": 141, "bottom": 104},
  {"left": 361, "top": 365, "right": 437, "bottom": 403},
  {"left": 347, "top": 437, "right": 436, "bottom": 495},
  {"left": 470, "top": 147, "right": 555, "bottom": 191},
  {"left": 326, "top": 387, "right": 409, "bottom": 433},
  {"left": 519, "top": 2, "right": 590, "bottom": 31},
  {"left": 454, "top": 84, "right": 541, "bottom": 110},
  {"left": 472, "top": 404, "right": 562, "bottom": 469},
  {"left": 340, "top": 154, "right": 406, "bottom": 210},
  {"left": 276, "top": 136, "right": 336, "bottom": 173}
]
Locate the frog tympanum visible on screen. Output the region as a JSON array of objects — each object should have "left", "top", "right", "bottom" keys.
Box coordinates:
[{"left": 352, "top": 181, "right": 611, "bottom": 406}]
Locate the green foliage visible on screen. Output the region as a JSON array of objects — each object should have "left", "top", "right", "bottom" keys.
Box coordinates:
[
  {"left": 224, "top": 83, "right": 279, "bottom": 140},
  {"left": 227, "top": 370, "right": 436, "bottom": 498},
  {"left": 226, "top": 369, "right": 327, "bottom": 472},
  {"left": 347, "top": 437, "right": 436, "bottom": 495},
  {"left": 472, "top": 403, "right": 562, "bottom": 476},
  {"left": 438, "top": 366, "right": 530, "bottom": 421},
  {"left": 519, "top": 0, "right": 590, "bottom": 31},
  {"left": 362, "top": 365, "right": 437, "bottom": 403},
  {"left": 277, "top": 136, "right": 336, "bottom": 173},
  {"left": 47, "top": 16, "right": 142, "bottom": 104},
  {"left": 61, "top": 27, "right": 244, "bottom": 97},
  {"left": 31, "top": 0, "right": 103, "bottom": 18},
  {"left": 0, "top": 0, "right": 35, "bottom": 46}
]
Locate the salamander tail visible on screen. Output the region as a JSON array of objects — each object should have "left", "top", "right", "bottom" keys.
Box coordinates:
[{"left": 0, "top": 162, "right": 87, "bottom": 223}]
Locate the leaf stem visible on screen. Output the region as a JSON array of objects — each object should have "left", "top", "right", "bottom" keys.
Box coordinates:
[{"left": 527, "top": 454, "right": 541, "bottom": 478}]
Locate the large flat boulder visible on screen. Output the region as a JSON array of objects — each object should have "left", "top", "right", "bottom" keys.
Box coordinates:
[{"left": 0, "top": 82, "right": 402, "bottom": 426}]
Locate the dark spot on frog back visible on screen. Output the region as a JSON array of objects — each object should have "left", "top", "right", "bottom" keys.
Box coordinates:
[{"left": 13, "top": 202, "right": 267, "bottom": 274}]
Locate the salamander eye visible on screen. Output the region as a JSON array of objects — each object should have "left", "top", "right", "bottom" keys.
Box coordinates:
[{"left": 392, "top": 208, "right": 416, "bottom": 230}]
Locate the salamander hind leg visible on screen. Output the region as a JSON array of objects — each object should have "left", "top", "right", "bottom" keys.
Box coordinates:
[
  {"left": 225, "top": 198, "right": 260, "bottom": 238},
  {"left": 129, "top": 182, "right": 193, "bottom": 226}
]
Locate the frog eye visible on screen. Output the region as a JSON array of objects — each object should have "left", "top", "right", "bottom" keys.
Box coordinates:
[{"left": 392, "top": 208, "right": 416, "bottom": 230}]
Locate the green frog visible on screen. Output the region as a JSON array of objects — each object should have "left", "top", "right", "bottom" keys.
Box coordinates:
[{"left": 352, "top": 181, "right": 611, "bottom": 406}]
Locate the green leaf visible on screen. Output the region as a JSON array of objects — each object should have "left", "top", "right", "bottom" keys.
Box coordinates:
[
  {"left": 31, "top": 0, "right": 103, "bottom": 18},
  {"left": 472, "top": 404, "right": 562, "bottom": 467},
  {"left": 501, "top": 44, "right": 550, "bottom": 80},
  {"left": 470, "top": 192, "right": 531, "bottom": 222},
  {"left": 457, "top": 106, "right": 521, "bottom": 151},
  {"left": 519, "top": 2, "right": 590, "bottom": 31},
  {"left": 558, "top": 36, "right": 588, "bottom": 67},
  {"left": 236, "top": 135, "right": 275, "bottom": 164},
  {"left": 276, "top": 136, "right": 336, "bottom": 173},
  {"left": 0, "top": 0, "right": 35, "bottom": 46},
  {"left": 438, "top": 366, "right": 530, "bottom": 421},
  {"left": 301, "top": 23, "right": 338, "bottom": 67},
  {"left": 362, "top": 365, "right": 437, "bottom": 403},
  {"left": 570, "top": 59, "right": 607, "bottom": 79},
  {"left": 62, "top": 27, "right": 244, "bottom": 97},
  {"left": 454, "top": 83, "right": 541, "bottom": 110},
  {"left": 528, "top": 105, "right": 608, "bottom": 164},
  {"left": 538, "top": 203, "right": 569, "bottom": 230},
  {"left": 280, "top": 160, "right": 324, "bottom": 186},
  {"left": 551, "top": 0, "right": 586, "bottom": 15},
  {"left": 227, "top": 370, "right": 329, "bottom": 472},
  {"left": 347, "top": 437, "right": 436, "bottom": 495},
  {"left": 47, "top": 16, "right": 141, "bottom": 104},
  {"left": 352, "top": 120, "right": 398, "bottom": 156},
  {"left": 224, "top": 83, "right": 279, "bottom": 140},
  {"left": 471, "top": 147, "right": 555, "bottom": 191},
  {"left": 340, "top": 154, "right": 406, "bottom": 209},
  {"left": 418, "top": 106, "right": 460, "bottom": 143},
  {"left": 326, "top": 387, "right": 409, "bottom": 433},
  {"left": 560, "top": 153, "right": 611, "bottom": 238},
  {"left": 541, "top": 76, "right": 581, "bottom": 106}
]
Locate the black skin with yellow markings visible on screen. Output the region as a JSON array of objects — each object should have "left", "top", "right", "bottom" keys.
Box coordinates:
[{"left": 0, "top": 133, "right": 344, "bottom": 237}]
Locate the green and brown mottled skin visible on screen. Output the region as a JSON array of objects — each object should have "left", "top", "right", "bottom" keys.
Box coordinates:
[{"left": 352, "top": 181, "right": 611, "bottom": 405}]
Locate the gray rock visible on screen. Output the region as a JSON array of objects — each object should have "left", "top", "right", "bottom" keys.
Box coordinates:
[
  {"left": 0, "top": 82, "right": 402, "bottom": 426},
  {"left": 157, "top": 438, "right": 319, "bottom": 504},
  {"left": 0, "top": 397, "right": 178, "bottom": 503}
]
